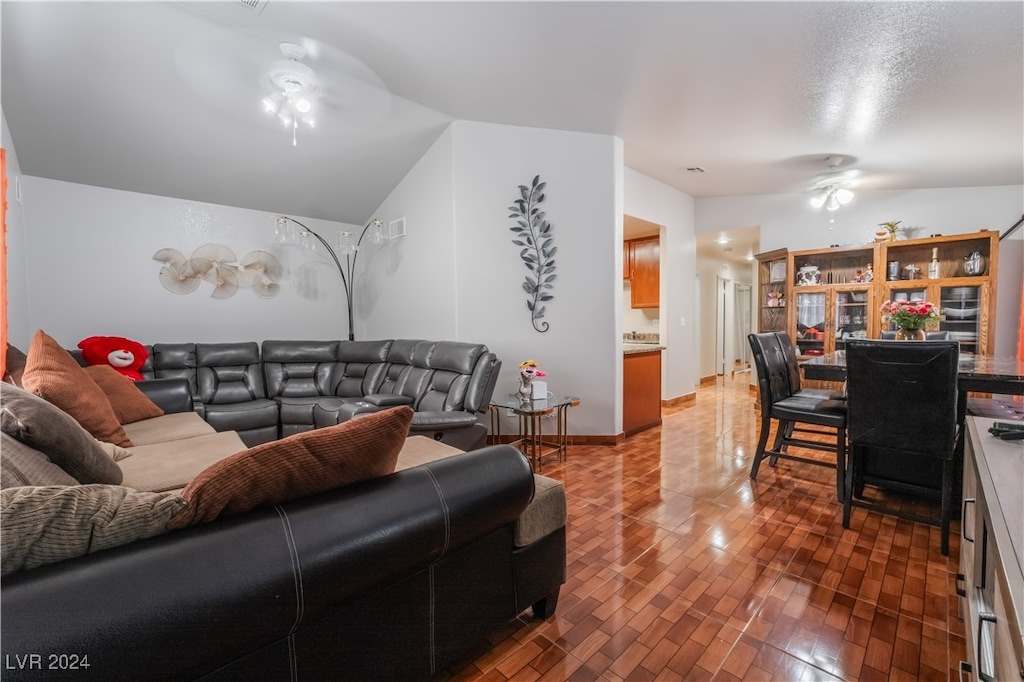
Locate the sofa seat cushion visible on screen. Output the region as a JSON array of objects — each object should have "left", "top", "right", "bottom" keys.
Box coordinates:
[
  {"left": 276, "top": 396, "right": 362, "bottom": 425},
  {"left": 118, "top": 431, "right": 248, "bottom": 493},
  {"left": 202, "top": 399, "right": 279, "bottom": 433},
  {"left": 84, "top": 365, "right": 165, "bottom": 424},
  {"left": 122, "top": 411, "right": 216, "bottom": 446},
  {"left": 167, "top": 406, "right": 414, "bottom": 529},
  {"left": 1, "top": 383, "right": 124, "bottom": 485},
  {"left": 0, "top": 485, "right": 185, "bottom": 576},
  {"left": 395, "top": 435, "right": 464, "bottom": 470},
  {"left": 20, "top": 330, "right": 132, "bottom": 447}
]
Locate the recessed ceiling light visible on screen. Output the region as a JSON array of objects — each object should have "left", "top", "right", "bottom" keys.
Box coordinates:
[{"left": 716, "top": 236, "right": 729, "bottom": 245}]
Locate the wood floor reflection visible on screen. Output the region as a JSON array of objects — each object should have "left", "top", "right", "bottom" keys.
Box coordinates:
[{"left": 440, "top": 375, "right": 965, "bottom": 681}]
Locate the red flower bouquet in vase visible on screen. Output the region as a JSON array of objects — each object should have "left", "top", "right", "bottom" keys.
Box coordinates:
[{"left": 879, "top": 300, "right": 940, "bottom": 340}]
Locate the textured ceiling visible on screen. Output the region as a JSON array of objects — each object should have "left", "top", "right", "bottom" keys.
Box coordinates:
[{"left": 2, "top": 1, "right": 1021, "bottom": 225}]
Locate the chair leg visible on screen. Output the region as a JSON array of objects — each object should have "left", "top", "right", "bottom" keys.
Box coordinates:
[
  {"left": 835, "top": 426, "right": 846, "bottom": 503},
  {"left": 750, "top": 416, "right": 772, "bottom": 480},
  {"left": 940, "top": 459, "right": 952, "bottom": 556},
  {"left": 769, "top": 420, "right": 790, "bottom": 466},
  {"left": 842, "top": 447, "right": 855, "bottom": 528}
]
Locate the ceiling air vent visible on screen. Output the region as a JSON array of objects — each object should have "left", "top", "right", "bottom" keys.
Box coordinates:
[
  {"left": 685, "top": 167, "right": 707, "bottom": 173},
  {"left": 239, "top": 0, "right": 268, "bottom": 14}
]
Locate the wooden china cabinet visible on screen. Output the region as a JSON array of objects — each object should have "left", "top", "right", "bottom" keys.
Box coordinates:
[
  {"left": 755, "top": 229, "right": 1000, "bottom": 359},
  {"left": 754, "top": 248, "right": 788, "bottom": 334},
  {"left": 877, "top": 231, "right": 999, "bottom": 355}
]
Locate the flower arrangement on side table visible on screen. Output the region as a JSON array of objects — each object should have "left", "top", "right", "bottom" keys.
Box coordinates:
[
  {"left": 879, "top": 300, "right": 941, "bottom": 340},
  {"left": 518, "top": 359, "right": 547, "bottom": 400}
]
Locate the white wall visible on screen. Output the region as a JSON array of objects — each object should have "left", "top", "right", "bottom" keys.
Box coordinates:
[
  {"left": 621, "top": 286, "right": 660, "bottom": 336},
  {"left": 696, "top": 253, "right": 754, "bottom": 379},
  {"left": 15, "top": 176, "right": 358, "bottom": 348},
  {"left": 697, "top": 185, "right": 1024, "bottom": 355},
  {"left": 2, "top": 109, "right": 31, "bottom": 350},
  {"left": 361, "top": 126, "right": 458, "bottom": 341},
  {"left": 623, "top": 168, "right": 699, "bottom": 402},
  {"left": 373, "top": 120, "right": 622, "bottom": 436}
]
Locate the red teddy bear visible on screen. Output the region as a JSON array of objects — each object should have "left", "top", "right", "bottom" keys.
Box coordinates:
[{"left": 77, "top": 336, "right": 148, "bottom": 381}]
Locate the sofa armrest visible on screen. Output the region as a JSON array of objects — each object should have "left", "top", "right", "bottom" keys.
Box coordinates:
[
  {"left": 409, "top": 410, "right": 480, "bottom": 431},
  {"left": 362, "top": 393, "right": 415, "bottom": 407},
  {"left": 135, "top": 378, "right": 194, "bottom": 414},
  {"left": 0, "top": 446, "right": 534, "bottom": 680}
]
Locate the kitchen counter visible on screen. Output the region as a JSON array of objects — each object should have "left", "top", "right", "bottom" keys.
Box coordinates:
[{"left": 623, "top": 343, "right": 665, "bottom": 355}]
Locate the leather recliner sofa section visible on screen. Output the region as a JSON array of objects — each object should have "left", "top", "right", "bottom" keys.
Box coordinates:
[{"left": 118, "top": 338, "right": 500, "bottom": 450}]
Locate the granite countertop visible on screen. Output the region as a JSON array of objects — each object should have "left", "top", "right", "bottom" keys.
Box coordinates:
[
  {"left": 623, "top": 342, "right": 665, "bottom": 355},
  {"left": 623, "top": 333, "right": 663, "bottom": 354}
]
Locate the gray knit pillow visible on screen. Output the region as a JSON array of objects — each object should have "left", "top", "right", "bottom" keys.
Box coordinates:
[
  {"left": 1, "top": 485, "right": 185, "bottom": 575},
  {"left": 0, "top": 433, "right": 79, "bottom": 488},
  {"left": 0, "top": 383, "right": 123, "bottom": 484}
]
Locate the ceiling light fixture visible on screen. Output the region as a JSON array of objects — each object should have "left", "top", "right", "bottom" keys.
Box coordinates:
[
  {"left": 811, "top": 185, "right": 855, "bottom": 211},
  {"left": 262, "top": 42, "right": 318, "bottom": 147},
  {"left": 810, "top": 157, "right": 856, "bottom": 210}
]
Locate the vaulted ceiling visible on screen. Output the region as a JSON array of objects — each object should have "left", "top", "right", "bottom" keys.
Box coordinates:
[{"left": 3, "top": 1, "right": 1021, "bottom": 226}]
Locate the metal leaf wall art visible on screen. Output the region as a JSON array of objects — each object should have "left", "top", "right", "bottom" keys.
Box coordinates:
[
  {"left": 508, "top": 175, "right": 556, "bottom": 333},
  {"left": 153, "top": 244, "right": 282, "bottom": 299}
]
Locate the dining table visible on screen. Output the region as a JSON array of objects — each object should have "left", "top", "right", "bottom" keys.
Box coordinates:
[
  {"left": 801, "top": 351, "right": 1024, "bottom": 501},
  {"left": 801, "top": 352, "right": 1024, "bottom": 403}
]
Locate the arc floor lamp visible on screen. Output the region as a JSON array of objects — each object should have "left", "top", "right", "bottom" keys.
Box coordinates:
[{"left": 275, "top": 215, "right": 387, "bottom": 341}]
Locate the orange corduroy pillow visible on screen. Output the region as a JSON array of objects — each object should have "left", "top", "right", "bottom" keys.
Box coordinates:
[
  {"left": 21, "top": 330, "right": 132, "bottom": 447},
  {"left": 84, "top": 365, "right": 164, "bottom": 425}
]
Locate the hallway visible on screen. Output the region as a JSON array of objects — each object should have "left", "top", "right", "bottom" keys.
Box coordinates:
[{"left": 442, "top": 375, "right": 963, "bottom": 681}]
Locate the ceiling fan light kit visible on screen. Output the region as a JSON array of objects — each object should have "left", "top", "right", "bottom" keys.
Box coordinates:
[
  {"left": 809, "top": 157, "right": 856, "bottom": 211},
  {"left": 262, "top": 42, "right": 318, "bottom": 146}
]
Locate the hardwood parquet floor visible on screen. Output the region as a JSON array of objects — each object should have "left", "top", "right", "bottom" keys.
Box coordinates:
[{"left": 440, "top": 375, "right": 966, "bottom": 681}]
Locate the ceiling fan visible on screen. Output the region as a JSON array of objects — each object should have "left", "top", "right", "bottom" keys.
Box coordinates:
[{"left": 809, "top": 157, "right": 859, "bottom": 210}]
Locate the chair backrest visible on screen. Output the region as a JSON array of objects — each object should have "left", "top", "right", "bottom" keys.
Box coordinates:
[
  {"left": 773, "top": 331, "right": 803, "bottom": 391},
  {"left": 880, "top": 330, "right": 951, "bottom": 340},
  {"left": 332, "top": 340, "right": 392, "bottom": 397},
  {"left": 748, "top": 332, "right": 796, "bottom": 410},
  {"left": 262, "top": 340, "right": 340, "bottom": 398},
  {"left": 845, "top": 340, "right": 959, "bottom": 458},
  {"left": 196, "top": 342, "right": 266, "bottom": 405}
]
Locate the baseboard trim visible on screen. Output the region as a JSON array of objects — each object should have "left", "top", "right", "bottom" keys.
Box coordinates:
[
  {"left": 489, "top": 434, "right": 622, "bottom": 447},
  {"left": 662, "top": 393, "right": 696, "bottom": 408},
  {"left": 699, "top": 375, "right": 718, "bottom": 386},
  {"left": 568, "top": 434, "right": 623, "bottom": 446}
]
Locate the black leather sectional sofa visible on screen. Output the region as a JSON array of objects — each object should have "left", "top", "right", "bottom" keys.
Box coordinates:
[
  {"left": 3, "top": 345, "right": 568, "bottom": 681},
  {"left": 1, "top": 442, "right": 566, "bottom": 680},
  {"left": 111, "top": 339, "right": 501, "bottom": 450}
]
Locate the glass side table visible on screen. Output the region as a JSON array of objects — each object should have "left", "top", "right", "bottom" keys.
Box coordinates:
[{"left": 489, "top": 394, "right": 580, "bottom": 470}]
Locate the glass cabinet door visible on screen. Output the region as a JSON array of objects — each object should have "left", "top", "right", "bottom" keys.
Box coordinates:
[
  {"left": 834, "top": 288, "right": 871, "bottom": 350},
  {"left": 940, "top": 285, "right": 981, "bottom": 354},
  {"left": 794, "top": 291, "right": 826, "bottom": 356}
]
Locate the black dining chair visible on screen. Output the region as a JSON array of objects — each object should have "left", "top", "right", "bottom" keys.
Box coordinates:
[
  {"left": 748, "top": 332, "right": 848, "bottom": 499},
  {"left": 843, "top": 339, "right": 959, "bottom": 555}
]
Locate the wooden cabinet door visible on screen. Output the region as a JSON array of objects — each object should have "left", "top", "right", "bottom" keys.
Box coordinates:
[
  {"left": 623, "top": 350, "right": 662, "bottom": 435},
  {"left": 623, "top": 240, "right": 632, "bottom": 280},
  {"left": 630, "top": 236, "right": 660, "bottom": 308}
]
